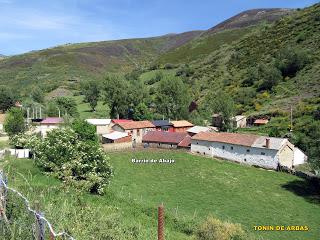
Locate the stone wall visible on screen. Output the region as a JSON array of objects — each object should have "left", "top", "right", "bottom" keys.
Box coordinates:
[{"left": 102, "top": 142, "right": 132, "bottom": 151}]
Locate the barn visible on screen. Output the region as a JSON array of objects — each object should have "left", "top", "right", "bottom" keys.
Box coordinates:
[{"left": 142, "top": 131, "right": 191, "bottom": 149}]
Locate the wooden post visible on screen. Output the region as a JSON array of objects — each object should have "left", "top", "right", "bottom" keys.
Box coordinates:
[
  {"left": 34, "top": 201, "right": 45, "bottom": 240},
  {"left": 158, "top": 203, "right": 164, "bottom": 240}
]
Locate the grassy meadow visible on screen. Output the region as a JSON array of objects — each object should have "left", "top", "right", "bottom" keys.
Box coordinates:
[{"left": 1, "top": 150, "right": 319, "bottom": 239}]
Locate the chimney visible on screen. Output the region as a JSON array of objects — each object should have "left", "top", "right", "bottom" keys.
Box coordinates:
[{"left": 266, "top": 138, "right": 270, "bottom": 148}]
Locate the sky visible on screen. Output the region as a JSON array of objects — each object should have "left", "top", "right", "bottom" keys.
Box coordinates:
[{"left": 0, "top": 0, "right": 318, "bottom": 55}]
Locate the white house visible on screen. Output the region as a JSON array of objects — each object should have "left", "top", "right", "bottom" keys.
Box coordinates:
[
  {"left": 86, "top": 119, "right": 111, "bottom": 135},
  {"left": 293, "top": 147, "right": 308, "bottom": 166},
  {"left": 191, "top": 132, "right": 306, "bottom": 170},
  {"left": 36, "top": 117, "right": 64, "bottom": 137}
]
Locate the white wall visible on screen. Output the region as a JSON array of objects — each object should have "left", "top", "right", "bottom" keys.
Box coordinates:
[
  {"left": 9, "top": 149, "right": 30, "bottom": 158},
  {"left": 294, "top": 148, "right": 307, "bottom": 166},
  {"left": 191, "top": 140, "right": 279, "bottom": 169},
  {"left": 112, "top": 125, "right": 154, "bottom": 143}
]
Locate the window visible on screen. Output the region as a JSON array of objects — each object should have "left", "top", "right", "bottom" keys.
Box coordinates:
[
  {"left": 246, "top": 149, "right": 250, "bottom": 153},
  {"left": 196, "top": 142, "right": 199, "bottom": 145},
  {"left": 244, "top": 158, "right": 247, "bottom": 162},
  {"left": 222, "top": 146, "right": 225, "bottom": 149},
  {"left": 137, "top": 129, "right": 140, "bottom": 136},
  {"left": 261, "top": 152, "right": 265, "bottom": 155},
  {"left": 230, "top": 146, "right": 233, "bottom": 150},
  {"left": 130, "top": 130, "right": 133, "bottom": 135}
]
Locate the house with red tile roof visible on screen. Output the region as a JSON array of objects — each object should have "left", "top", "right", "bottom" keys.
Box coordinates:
[
  {"left": 170, "top": 120, "right": 193, "bottom": 132},
  {"left": 112, "top": 120, "right": 155, "bottom": 144},
  {"left": 142, "top": 131, "right": 191, "bottom": 149},
  {"left": 191, "top": 132, "right": 306, "bottom": 170},
  {"left": 38, "top": 117, "right": 64, "bottom": 137}
]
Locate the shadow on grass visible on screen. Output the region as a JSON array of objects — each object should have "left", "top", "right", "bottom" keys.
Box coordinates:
[{"left": 282, "top": 178, "right": 320, "bottom": 204}]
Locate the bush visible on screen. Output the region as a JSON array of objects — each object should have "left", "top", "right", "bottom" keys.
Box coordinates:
[
  {"left": 196, "top": 216, "right": 247, "bottom": 240},
  {"left": 4, "top": 107, "right": 26, "bottom": 136},
  {"left": 31, "top": 128, "right": 113, "bottom": 194}
]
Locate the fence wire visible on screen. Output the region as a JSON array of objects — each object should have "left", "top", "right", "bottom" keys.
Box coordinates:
[{"left": 0, "top": 170, "right": 75, "bottom": 240}]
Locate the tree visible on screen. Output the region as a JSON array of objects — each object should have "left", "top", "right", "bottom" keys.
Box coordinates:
[
  {"left": 102, "top": 75, "right": 130, "bottom": 118},
  {"left": 4, "top": 107, "right": 26, "bottom": 136},
  {"left": 31, "top": 87, "right": 44, "bottom": 103},
  {"left": 0, "top": 87, "right": 16, "bottom": 112},
  {"left": 82, "top": 81, "right": 100, "bottom": 111},
  {"left": 204, "top": 90, "right": 235, "bottom": 131},
  {"left": 55, "top": 97, "right": 78, "bottom": 117},
  {"left": 276, "top": 47, "right": 310, "bottom": 78},
  {"left": 32, "top": 128, "right": 113, "bottom": 194},
  {"left": 71, "top": 119, "right": 98, "bottom": 142},
  {"left": 155, "top": 76, "right": 190, "bottom": 119},
  {"left": 256, "top": 64, "right": 282, "bottom": 91},
  {"left": 133, "top": 102, "right": 152, "bottom": 120}
]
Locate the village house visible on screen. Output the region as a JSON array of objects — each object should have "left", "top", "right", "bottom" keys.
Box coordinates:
[
  {"left": 170, "top": 120, "right": 193, "bottom": 132},
  {"left": 142, "top": 131, "right": 191, "bottom": 149},
  {"left": 112, "top": 120, "right": 155, "bottom": 144},
  {"left": 191, "top": 132, "right": 306, "bottom": 170},
  {"left": 0, "top": 113, "right": 6, "bottom": 132},
  {"left": 102, "top": 131, "right": 131, "bottom": 144},
  {"left": 232, "top": 115, "right": 247, "bottom": 128},
  {"left": 151, "top": 120, "right": 173, "bottom": 132},
  {"left": 86, "top": 118, "right": 111, "bottom": 135},
  {"left": 38, "top": 117, "right": 64, "bottom": 137},
  {"left": 187, "top": 125, "right": 217, "bottom": 136}
]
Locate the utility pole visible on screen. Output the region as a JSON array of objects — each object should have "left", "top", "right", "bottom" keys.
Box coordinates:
[{"left": 290, "top": 105, "right": 293, "bottom": 132}]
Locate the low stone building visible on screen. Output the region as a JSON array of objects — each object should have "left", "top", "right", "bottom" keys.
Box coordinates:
[
  {"left": 191, "top": 132, "right": 305, "bottom": 170},
  {"left": 112, "top": 120, "right": 155, "bottom": 144},
  {"left": 142, "top": 131, "right": 190, "bottom": 149},
  {"left": 86, "top": 119, "right": 111, "bottom": 135},
  {"left": 232, "top": 115, "right": 247, "bottom": 128}
]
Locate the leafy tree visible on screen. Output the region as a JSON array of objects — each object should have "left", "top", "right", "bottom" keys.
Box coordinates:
[
  {"left": 55, "top": 97, "right": 78, "bottom": 117},
  {"left": 256, "top": 64, "right": 282, "bottom": 91},
  {"left": 204, "top": 90, "right": 235, "bottom": 131},
  {"left": 155, "top": 76, "right": 190, "bottom": 119},
  {"left": 0, "top": 87, "right": 16, "bottom": 112},
  {"left": 71, "top": 119, "right": 98, "bottom": 142},
  {"left": 82, "top": 81, "right": 100, "bottom": 111},
  {"left": 276, "top": 47, "right": 310, "bottom": 78},
  {"left": 31, "top": 87, "right": 45, "bottom": 103},
  {"left": 46, "top": 101, "right": 59, "bottom": 117},
  {"left": 31, "top": 128, "right": 113, "bottom": 194},
  {"left": 133, "top": 102, "right": 152, "bottom": 120},
  {"left": 4, "top": 107, "right": 26, "bottom": 136}
]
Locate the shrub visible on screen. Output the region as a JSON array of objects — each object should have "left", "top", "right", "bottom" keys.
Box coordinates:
[
  {"left": 4, "top": 107, "right": 26, "bottom": 136},
  {"left": 32, "top": 128, "right": 113, "bottom": 194},
  {"left": 196, "top": 216, "right": 247, "bottom": 240}
]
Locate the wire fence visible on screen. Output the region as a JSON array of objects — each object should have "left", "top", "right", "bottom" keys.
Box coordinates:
[{"left": 0, "top": 170, "right": 75, "bottom": 240}]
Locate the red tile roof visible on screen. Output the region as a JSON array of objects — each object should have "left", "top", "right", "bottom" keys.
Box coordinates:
[
  {"left": 112, "top": 119, "right": 134, "bottom": 124},
  {"left": 192, "top": 132, "right": 259, "bottom": 147},
  {"left": 143, "top": 131, "right": 188, "bottom": 144},
  {"left": 171, "top": 120, "right": 193, "bottom": 128},
  {"left": 178, "top": 135, "right": 191, "bottom": 148},
  {"left": 116, "top": 120, "right": 155, "bottom": 130},
  {"left": 41, "top": 117, "right": 64, "bottom": 124},
  {"left": 254, "top": 119, "right": 269, "bottom": 125}
]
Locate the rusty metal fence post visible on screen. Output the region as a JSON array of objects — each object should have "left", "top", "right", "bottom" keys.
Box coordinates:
[{"left": 158, "top": 203, "right": 164, "bottom": 240}]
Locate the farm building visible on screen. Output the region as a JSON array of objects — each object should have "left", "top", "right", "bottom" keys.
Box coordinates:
[
  {"left": 254, "top": 119, "right": 269, "bottom": 126},
  {"left": 212, "top": 113, "right": 223, "bottom": 129},
  {"left": 142, "top": 131, "right": 191, "bottom": 149},
  {"left": 0, "top": 113, "right": 6, "bottom": 132},
  {"left": 37, "top": 117, "right": 64, "bottom": 137},
  {"left": 232, "top": 115, "right": 247, "bottom": 128},
  {"left": 191, "top": 132, "right": 306, "bottom": 170},
  {"left": 151, "top": 120, "right": 173, "bottom": 132},
  {"left": 187, "top": 126, "right": 217, "bottom": 136},
  {"left": 170, "top": 120, "right": 193, "bottom": 132},
  {"left": 102, "top": 131, "right": 131, "bottom": 144},
  {"left": 86, "top": 118, "right": 111, "bottom": 135},
  {"left": 112, "top": 120, "right": 155, "bottom": 144}
]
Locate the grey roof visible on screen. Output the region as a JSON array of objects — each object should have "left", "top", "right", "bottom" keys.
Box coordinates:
[
  {"left": 151, "top": 120, "right": 173, "bottom": 127},
  {"left": 187, "top": 126, "right": 211, "bottom": 134},
  {"left": 251, "top": 136, "right": 288, "bottom": 150}
]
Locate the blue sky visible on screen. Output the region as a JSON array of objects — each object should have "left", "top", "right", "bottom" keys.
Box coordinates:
[{"left": 0, "top": 0, "right": 318, "bottom": 55}]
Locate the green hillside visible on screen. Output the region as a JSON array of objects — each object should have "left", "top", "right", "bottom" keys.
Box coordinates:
[{"left": 0, "top": 31, "right": 202, "bottom": 93}]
